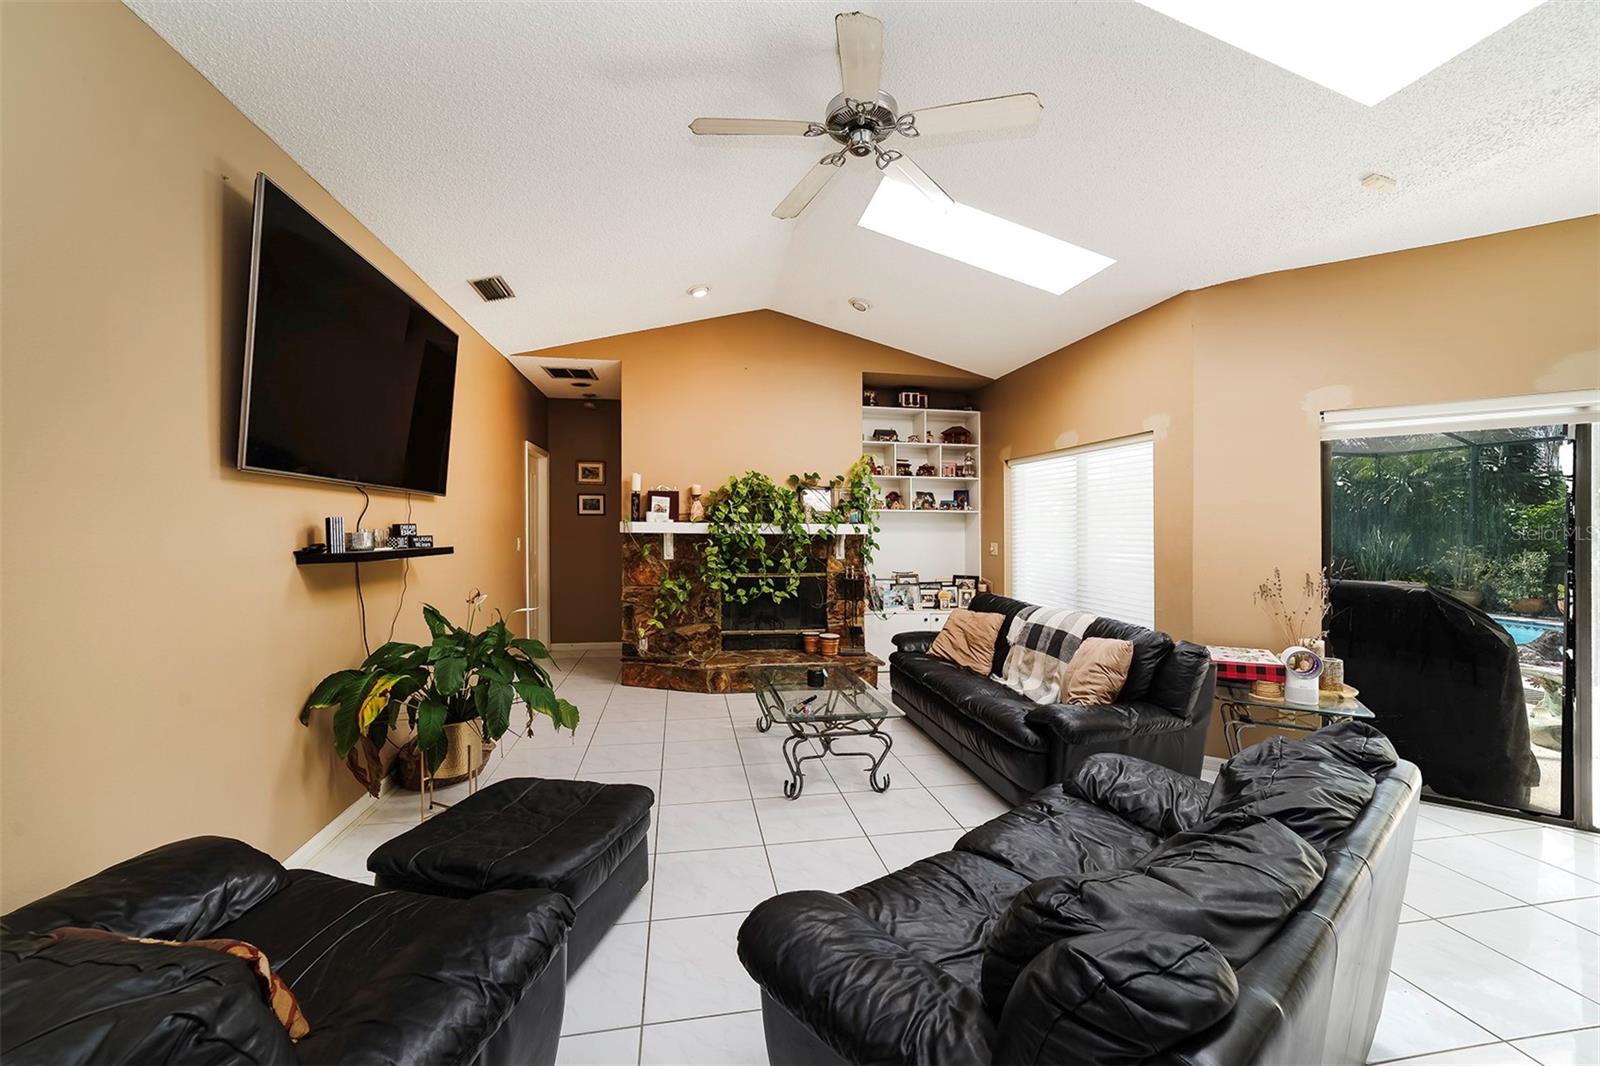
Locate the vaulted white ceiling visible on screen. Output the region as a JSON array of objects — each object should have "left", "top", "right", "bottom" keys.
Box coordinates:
[{"left": 127, "top": 1, "right": 1599, "bottom": 379}]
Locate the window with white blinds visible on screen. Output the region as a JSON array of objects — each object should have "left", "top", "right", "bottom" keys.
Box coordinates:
[{"left": 1006, "top": 435, "right": 1155, "bottom": 627}]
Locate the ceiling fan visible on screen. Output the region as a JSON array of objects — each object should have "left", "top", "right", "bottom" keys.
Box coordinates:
[{"left": 689, "top": 11, "right": 1042, "bottom": 219}]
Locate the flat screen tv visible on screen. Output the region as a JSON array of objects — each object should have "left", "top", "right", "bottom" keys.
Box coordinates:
[{"left": 238, "top": 173, "right": 458, "bottom": 495}]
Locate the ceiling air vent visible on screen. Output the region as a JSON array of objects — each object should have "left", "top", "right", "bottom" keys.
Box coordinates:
[
  {"left": 543, "top": 367, "right": 599, "bottom": 381},
  {"left": 468, "top": 275, "right": 515, "bottom": 301}
]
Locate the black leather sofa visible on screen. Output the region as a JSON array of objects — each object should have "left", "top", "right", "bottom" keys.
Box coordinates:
[
  {"left": 890, "top": 592, "right": 1216, "bottom": 803},
  {"left": 0, "top": 836, "right": 572, "bottom": 1065},
  {"left": 739, "top": 722, "right": 1420, "bottom": 1066}
]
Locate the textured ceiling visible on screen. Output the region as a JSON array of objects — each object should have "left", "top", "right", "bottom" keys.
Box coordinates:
[{"left": 127, "top": 1, "right": 1599, "bottom": 379}]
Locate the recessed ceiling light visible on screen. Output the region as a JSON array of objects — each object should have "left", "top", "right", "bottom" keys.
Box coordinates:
[
  {"left": 848, "top": 297, "right": 872, "bottom": 312},
  {"left": 857, "top": 173, "right": 1114, "bottom": 295},
  {"left": 1137, "top": 0, "right": 1541, "bottom": 107},
  {"left": 1360, "top": 172, "right": 1398, "bottom": 191},
  {"left": 686, "top": 285, "right": 710, "bottom": 298}
]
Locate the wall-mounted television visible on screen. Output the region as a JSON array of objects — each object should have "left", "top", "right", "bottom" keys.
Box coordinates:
[{"left": 238, "top": 173, "right": 458, "bottom": 495}]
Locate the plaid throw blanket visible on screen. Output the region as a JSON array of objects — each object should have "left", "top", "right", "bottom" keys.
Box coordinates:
[{"left": 995, "top": 605, "right": 1098, "bottom": 704}]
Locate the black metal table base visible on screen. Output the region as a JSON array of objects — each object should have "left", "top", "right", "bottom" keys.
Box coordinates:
[{"left": 776, "top": 717, "right": 895, "bottom": 799}]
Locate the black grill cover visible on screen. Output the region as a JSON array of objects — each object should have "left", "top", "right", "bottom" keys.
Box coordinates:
[{"left": 1327, "top": 580, "right": 1538, "bottom": 809}]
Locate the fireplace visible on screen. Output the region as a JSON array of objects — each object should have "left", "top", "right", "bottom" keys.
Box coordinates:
[
  {"left": 620, "top": 527, "right": 879, "bottom": 691},
  {"left": 721, "top": 575, "right": 828, "bottom": 650}
]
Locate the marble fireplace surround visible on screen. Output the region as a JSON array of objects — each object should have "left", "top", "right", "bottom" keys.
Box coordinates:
[{"left": 618, "top": 522, "right": 879, "bottom": 692}]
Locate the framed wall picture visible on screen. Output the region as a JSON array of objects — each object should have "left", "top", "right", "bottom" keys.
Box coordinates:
[
  {"left": 798, "top": 486, "right": 832, "bottom": 518},
  {"left": 917, "top": 583, "right": 941, "bottom": 609},
  {"left": 576, "top": 461, "right": 606, "bottom": 484},
  {"left": 577, "top": 493, "right": 606, "bottom": 516},
  {"left": 645, "top": 489, "right": 679, "bottom": 521}
]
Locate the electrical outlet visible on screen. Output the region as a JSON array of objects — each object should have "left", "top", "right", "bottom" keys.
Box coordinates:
[{"left": 989, "top": 542, "right": 999, "bottom": 556}]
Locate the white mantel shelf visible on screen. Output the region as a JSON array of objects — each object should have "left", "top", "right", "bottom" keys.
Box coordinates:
[{"left": 619, "top": 521, "right": 871, "bottom": 535}]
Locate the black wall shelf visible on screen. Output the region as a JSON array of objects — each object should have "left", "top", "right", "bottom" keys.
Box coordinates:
[{"left": 294, "top": 546, "right": 454, "bottom": 566}]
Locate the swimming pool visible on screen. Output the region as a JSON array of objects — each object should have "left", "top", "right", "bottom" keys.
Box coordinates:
[{"left": 1492, "top": 615, "right": 1563, "bottom": 646}]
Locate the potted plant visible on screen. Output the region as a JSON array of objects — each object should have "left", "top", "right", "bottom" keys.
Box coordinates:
[
  {"left": 300, "top": 596, "right": 579, "bottom": 796},
  {"left": 1484, "top": 550, "right": 1551, "bottom": 615},
  {"left": 1436, "top": 545, "right": 1489, "bottom": 607}
]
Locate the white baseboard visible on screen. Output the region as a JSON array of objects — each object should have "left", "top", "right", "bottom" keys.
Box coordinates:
[
  {"left": 285, "top": 779, "right": 390, "bottom": 868},
  {"left": 550, "top": 641, "right": 622, "bottom": 653}
]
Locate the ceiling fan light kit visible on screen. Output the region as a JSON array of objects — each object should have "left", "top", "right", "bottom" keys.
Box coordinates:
[{"left": 687, "top": 10, "right": 1040, "bottom": 222}]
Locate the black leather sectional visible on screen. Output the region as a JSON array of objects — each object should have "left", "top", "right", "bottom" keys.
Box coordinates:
[
  {"left": 890, "top": 592, "right": 1216, "bottom": 802},
  {"left": 0, "top": 836, "right": 571, "bottom": 1065},
  {"left": 739, "top": 721, "right": 1421, "bottom": 1066}
]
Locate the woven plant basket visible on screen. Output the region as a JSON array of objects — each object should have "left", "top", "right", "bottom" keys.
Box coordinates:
[{"left": 394, "top": 722, "right": 492, "bottom": 790}]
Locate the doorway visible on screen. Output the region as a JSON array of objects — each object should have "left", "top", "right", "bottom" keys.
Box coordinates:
[{"left": 524, "top": 441, "right": 551, "bottom": 645}]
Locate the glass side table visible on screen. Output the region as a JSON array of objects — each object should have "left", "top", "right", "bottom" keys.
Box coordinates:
[
  {"left": 1217, "top": 682, "right": 1375, "bottom": 755},
  {"left": 744, "top": 664, "right": 902, "bottom": 799}
]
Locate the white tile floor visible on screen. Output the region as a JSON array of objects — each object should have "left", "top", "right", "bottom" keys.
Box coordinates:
[{"left": 296, "top": 650, "right": 1600, "bottom": 1066}]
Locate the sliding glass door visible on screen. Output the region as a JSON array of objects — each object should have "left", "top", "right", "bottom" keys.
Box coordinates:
[{"left": 1323, "top": 424, "right": 1581, "bottom": 817}]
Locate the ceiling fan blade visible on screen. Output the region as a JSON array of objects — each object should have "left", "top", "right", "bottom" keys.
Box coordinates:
[
  {"left": 888, "top": 155, "right": 953, "bottom": 212},
  {"left": 836, "top": 12, "right": 883, "bottom": 101},
  {"left": 689, "top": 117, "right": 818, "bottom": 136},
  {"left": 773, "top": 159, "right": 844, "bottom": 220},
  {"left": 905, "top": 93, "right": 1042, "bottom": 138}
]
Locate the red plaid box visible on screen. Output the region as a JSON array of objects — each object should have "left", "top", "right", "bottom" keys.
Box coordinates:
[{"left": 1207, "top": 646, "right": 1287, "bottom": 684}]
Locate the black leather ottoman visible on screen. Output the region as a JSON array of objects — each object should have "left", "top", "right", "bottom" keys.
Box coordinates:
[{"left": 368, "top": 777, "right": 654, "bottom": 969}]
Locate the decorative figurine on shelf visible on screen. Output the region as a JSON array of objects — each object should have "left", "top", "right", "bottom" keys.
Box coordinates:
[
  {"left": 953, "top": 489, "right": 971, "bottom": 510},
  {"left": 940, "top": 425, "right": 973, "bottom": 444},
  {"left": 895, "top": 459, "right": 913, "bottom": 476},
  {"left": 868, "top": 456, "right": 884, "bottom": 476},
  {"left": 898, "top": 391, "right": 927, "bottom": 408},
  {"left": 884, "top": 490, "right": 904, "bottom": 510},
  {"left": 916, "top": 463, "right": 937, "bottom": 477},
  {"left": 941, "top": 461, "right": 958, "bottom": 478},
  {"left": 907, "top": 433, "right": 922, "bottom": 443},
  {"left": 630, "top": 472, "right": 643, "bottom": 521},
  {"left": 960, "top": 452, "right": 977, "bottom": 478},
  {"left": 863, "top": 388, "right": 879, "bottom": 407},
  {"left": 871, "top": 428, "right": 899, "bottom": 442},
  {"left": 913, "top": 491, "right": 936, "bottom": 510},
  {"left": 688, "top": 483, "right": 705, "bottom": 522}
]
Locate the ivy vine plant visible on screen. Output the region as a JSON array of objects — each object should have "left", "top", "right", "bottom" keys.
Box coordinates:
[{"left": 637, "top": 459, "right": 880, "bottom": 640}]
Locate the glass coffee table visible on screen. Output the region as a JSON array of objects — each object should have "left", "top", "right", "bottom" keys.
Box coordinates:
[
  {"left": 1217, "top": 682, "right": 1376, "bottom": 755},
  {"left": 745, "top": 663, "right": 901, "bottom": 799}
]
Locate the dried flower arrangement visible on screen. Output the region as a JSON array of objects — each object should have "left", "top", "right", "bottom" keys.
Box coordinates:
[{"left": 1253, "top": 567, "right": 1331, "bottom": 651}]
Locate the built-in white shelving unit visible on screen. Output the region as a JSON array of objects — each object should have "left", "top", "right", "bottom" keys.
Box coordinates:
[
  {"left": 859, "top": 403, "right": 982, "bottom": 586},
  {"left": 860, "top": 406, "right": 981, "bottom": 517}
]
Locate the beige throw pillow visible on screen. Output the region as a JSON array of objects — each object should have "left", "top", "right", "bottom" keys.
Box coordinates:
[
  {"left": 927, "top": 609, "right": 1005, "bottom": 676},
  {"left": 1060, "top": 637, "right": 1135, "bottom": 705}
]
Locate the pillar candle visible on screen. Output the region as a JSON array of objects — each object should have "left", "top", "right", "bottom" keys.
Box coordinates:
[{"left": 631, "top": 472, "right": 642, "bottom": 492}]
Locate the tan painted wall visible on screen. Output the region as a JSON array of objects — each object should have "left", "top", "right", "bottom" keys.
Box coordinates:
[
  {"left": 976, "top": 294, "right": 1197, "bottom": 637},
  {"left": 522, "top": 310, "right": 988, "bottom": 509},
  {"left": 979, "top": 217, "right": 1600, "bottom": 754},
  {"left": 0, "top": 3, "right": 547, "bottom": 907},
  {"left": 548, "top": 401, "right": 623, "bottom": 643}
]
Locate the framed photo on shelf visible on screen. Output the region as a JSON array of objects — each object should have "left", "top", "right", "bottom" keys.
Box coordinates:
[
  {"left": 917, "top": 582, "right": 941, "bottom": 609},
  {"left": 644, "top": 489, "right": 679, "bottom": 521},
  {"left": 892, "top": 572, "right": 920, "bottom": 586},
  {"left": 576, "top": 461, "right": 606, "bottom": 484},
  {"left": 938, "top": 584, "right": 957, "bottom": 610},
  {"left": 952, "top": 575, "right": 979, "bottom": 591},
  {"left": 577, "top": 493, "right": 606, "bottom": 516},
  {"left": 958, "top": 587, "right": 976, "bottom": 608},
  {"left": 798, "top": 486, "right": 832, "bottom": 518},
  {"left": 953, "top": 489, "right": 971, "bottom": 510}
]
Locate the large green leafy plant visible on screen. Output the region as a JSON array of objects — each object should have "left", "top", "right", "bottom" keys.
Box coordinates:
[
  {"left": 640, "top": 459, "right": 879, "bottom": 637},
  {"left": 301, "top": 599, "right": 578, "bottom": 792}
]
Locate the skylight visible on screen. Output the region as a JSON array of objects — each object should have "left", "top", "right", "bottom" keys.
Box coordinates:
[
  {"left": 1137, "top": 0, "right": 1542, "bottom": 106},
  {"left": 857, "top": 174, "right": 1114, "bottom": 295}
]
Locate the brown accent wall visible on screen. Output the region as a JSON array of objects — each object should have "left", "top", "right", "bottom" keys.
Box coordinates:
[
  {"left": 0, "top": 3, "right": 547, "bottom": 907},
  {"left": 521, "top": 311, "right": 988, "bottom": 509},
  {"left": 979, "top": 217, "right": 1600, "bottom": 755},
  {"left": 548, "top": 401, "right": 623, "bottom": 643}
]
